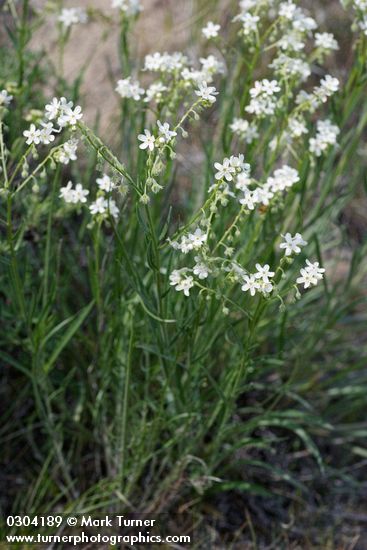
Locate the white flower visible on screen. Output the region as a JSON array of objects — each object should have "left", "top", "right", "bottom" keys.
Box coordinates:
[
  {"left": 73, "top": 183, "right": 89, "bottom": 203},
  {"left": 39, "top": 122, "right": 55, "bottom": 145},
  {"left": 309, "top": 119, "right": 340, "bottom": 157},
  {"left": 200, "top": 55, "right": 225, "bottom": 77},
  {"left": 315, "top": 75, "right": 340, "bottom": 103},
  {"left": 169, "top": 270, "right": 194, "bottom": 296},
  {"left": 138, "top": 129, "right": 156, "bottom": 151},
  {"left": 23, "top": 124, "right": 41, "bottom": 145},
  {"left": 157, "top": 121, "right": 177, "bottom": 143},
  {"left": 188, "top": 228, "right": 207, "bottom": 250},
  {"left": 239, "top": 189, "right": 256, "bottom": 210},
  {"left": 229, "top": 154, "right": 249, "bottom": 171},
  {"left": 45, "top": 98, "right": 61, "bottom": 120},
  {"left": 0, "top": 89, "right": 13, "bottom": 106},
  {"left": 59, "top": 181, "right": 74, "bottom": 203},
  {"left": 288, "top": 116, "right": 308, "bottom": 138},
  {"left": 195, "top": 82, "right": 218, "bottom": 104},
  {"left": 112, "top": 0, "right": 142, "bottom": 16},
  {"left": 60, "top": 181, "right": 89, "bottom": 204},
  {"left": 58, "top": 105, "right": 83, "bottom": 127},
  {"left": 279, "top": 1, "right": 297, "bottom": 20},
  {"left": 280, "top": 233, "right": 307, "bottom": 256},
  {"left": 193, "top": 259, "right": 211, "bottom": 279},
  {"left": 97, "top": 174, "right": 115, "bottom": 192},
  {"left": 250, "top": 79, "right": 280, "bottom": 99},
  {"left": 115, "top": 77, "right": 144, "bottom": 100},
  {"left": 107, "top": 198, "right": 119, "bottom": 219},
  {"left": 144, "top": 52, "right": 187, "bottom": 73},
  {"left": 254, "top": 263, "right": 275, "bottom": 283},
  {"left": 176, "top": 276, "right": 194, "bottom": 296},
  {"left": 90, "top": 197, "right": 108, "bottom": 215},
  {"left": 57, "top": 139, "right": 78, "bottom": 164},
  {"left": 270, "top": 54, "right": 311, "bottom": 82},
  {"left": 239, "top": 0, "right": 257, "bottom": 9},
  {"left": 230, "top": 118, "right": 259, "bottom": 143},
  {"left": 181, "top": 68, "right": 208, "bottom": 85},
  {"left": 202, "top": 21, "right": 220, "bottom": 39},
  {"left": 236, "top": 171, "right": 251, "bottom": 192},
  {"left": 246, "top": 81, "right": 279, "bottom": 117},
  {"left": 144, "top": 82, "right": 167, "bottom": 103},
  {"left": 297, "top": 260, "right": 325, "bottom": 289},
  {"left": 169, "top": 270, "right": 183, "bottom": 286},
  {"left": 305, "top": 260, "right": 325, "bottom": 280},
  {"left": 238, "top": 13, "right": 260, "bottom": 36},
  {"left": 254, "top": 185, "right": 274, "bottom": 206},
  {"left": 58, "top": 7, "right": 87, "bottom": 28},
  {"left": 241, "top": 274, "right": 260, "bottom": 296},
  {"left": 315, "top": 32, "right": 339, "bottom": 51},
  {"left": 278, "top": 31, "right": 305, "bottom": 52},
  {"left": 45, "top": 97, "right": 73, "bottom": 121},
  {"left": 258, "top": 280, "right": 274, "bottom": 295},
  {"left": 214, "top": 158, "right": 236, "bottom": 181},
  {"left": 267, "top": 166, "right": 300, "bottom": 193}
]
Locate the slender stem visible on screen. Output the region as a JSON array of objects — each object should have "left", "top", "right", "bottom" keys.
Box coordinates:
[{"left": 120, "top": 317, "right": 134, "bottom": 488}]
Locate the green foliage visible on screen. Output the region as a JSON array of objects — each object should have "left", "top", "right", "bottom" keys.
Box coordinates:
[{"left": 0, "top": 1, "right": 366, "bottom": 541}]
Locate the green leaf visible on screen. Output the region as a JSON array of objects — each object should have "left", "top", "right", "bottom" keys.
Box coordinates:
[{"left": 43, "top": 301, "right": 94, "bottom": 373}]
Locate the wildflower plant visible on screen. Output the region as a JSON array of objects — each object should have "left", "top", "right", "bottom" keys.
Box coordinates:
[{"left": 1, "top": 0, "right": 367, "bottom": 531}]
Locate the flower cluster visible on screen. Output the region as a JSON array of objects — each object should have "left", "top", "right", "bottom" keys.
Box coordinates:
[
  {"left": 309, "top": 119, "right": 340, "bottom": 157},
  {"left": 138, "top": 120, "right": 177, "bottom": 152},
  {"left": 169, "top": 228, "right": 207, "bottom": 254},
  {"left": 228, "top": 0, "right": 340, "bottom": 160},
  {"left": 115, "top": 49, "right": 223, "bottom": 110},
  {"left": 55, "top": 139, "right": 78, "bottom": 165},
  {"left": 23, "top": 97, "right": 83, "bottom": 147},
  {"left": 245, "top": 79, "right": 281, "bottom": 118},
  {"left": 241, "top": 264, "right": 275, "bottom": 297},
  {"left": 297, "top": 260, "right": 325, "bottom": 289},
  {"left": 60, "top": 181, "right": 89, "bottom": 204},
  {"left": 59, "top": 172, "right": 120, "bottom": 221},
  {"left": 230, "top": 118, "right": 259, "bottom": 144},
  {"left": 115, "top": 77, "right": 144, "bottom": 100},
  {"left": 279, "top": 233, "right": 307, "bottom": 256}
]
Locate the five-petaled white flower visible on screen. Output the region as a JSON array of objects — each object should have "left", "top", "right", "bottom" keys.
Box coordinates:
[
  {"left": 73, "top": 183, "right": 90, "bottom": 203},
  {"left": 39, "top": 122, "right": 55, "bottom": 145},
  {"left": 23, "top": 124, "right": 41, "bottom": 145},
  {"left": 255, "top": 264, "right": 275, "bottom": 282},
  {"left": 280, "top": 233, "right": 307, "bottom": 256},
  {"left": 97, "top": 174, "right": 115, "bottom": 192},
  {"left": 202, "top": 21, "right": 220, "bottom": 39},
  {"left": 195, "top": 82, "right": 218, "bottom": 103},
  {"left": 241, "top": 274, "right": 260, "bottom": 296},
  {"left": 138, "top": 129, "right": 156, "bottom": 151},
  {"left": 157, "top": 121, "right": 177, "bottom": 143},
  {"left": 214, "top": 158, "right": 236, "bottom": 181},
  {"left": 193, "top": 260, "right": 211, "bottom": 279},
  {"left": 169, "top": 270, "right": 195, "bottom": 297},
  {"left": 58, "top": 105, "right": 83, "bottom": 127},
  {"left": 90, "top": 197, "right": 108, "bottom": 215},
  {"left": 188, "top": 228, "right": 207, "bottom": 249}
]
